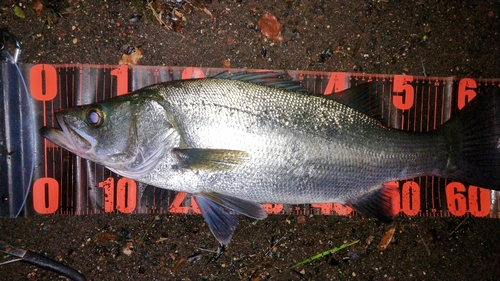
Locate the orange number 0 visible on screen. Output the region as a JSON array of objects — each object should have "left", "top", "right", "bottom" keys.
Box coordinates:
[
  {"left": 33, "top": 177, "right": 59, "bottom": 214},
  {"left": 30, "top": 64, "right": 57, "bottom": 101}
]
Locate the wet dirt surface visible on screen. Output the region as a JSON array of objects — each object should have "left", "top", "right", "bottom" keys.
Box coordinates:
[{"left": 1, "top": 0, "right": 500, "bottom": 280}]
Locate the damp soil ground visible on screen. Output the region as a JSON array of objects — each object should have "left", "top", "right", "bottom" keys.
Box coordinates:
[{"left": 1, "top": 1, "right": 500, "bottom": 280}]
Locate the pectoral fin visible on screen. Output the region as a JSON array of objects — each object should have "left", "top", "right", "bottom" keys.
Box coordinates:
[
  {"left": 194, "top": 191, "right": 268, "bottom": 245},
  {"left": 173, "top": 148, "right": 249, "bottom": 171}
]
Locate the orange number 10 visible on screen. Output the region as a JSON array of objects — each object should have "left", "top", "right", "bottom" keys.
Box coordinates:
[{"left": 98, "top": 177, "right": 137, "bottom": 213}]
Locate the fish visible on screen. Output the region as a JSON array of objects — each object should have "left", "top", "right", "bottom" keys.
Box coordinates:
[{"left": 40, "top": 72, "right": 500, "bottom": 245}]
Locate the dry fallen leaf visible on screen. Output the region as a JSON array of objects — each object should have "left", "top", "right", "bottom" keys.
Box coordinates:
[
  {"left": 297, "top": 215, "right": 306, "bottom": 224},
  {"left": 33, "top": 0, "right": 43, "bottom": 17},
  {"left": 258, "top": 13, "right": 285, "bottom": 42},
  {"left": 156, "top": 237, "right": 168, "bottom": 243},
  {"left": 122, "top": 241, "right": 134, "bottom": 256},
  {"left": 377, "top": 226, "right": 396, "bottom": 251},
  {"left": 222, "top": 58, "right": 231, "bottom": 68},
  {"left": 94, "top": 232, "right": 117, "bottom": 243},
  {"left": 119, "top": 46, "right": 143, "bottom": 65},
  {"left": 172, "top": 257, "right": 187, "bottom": 273}
]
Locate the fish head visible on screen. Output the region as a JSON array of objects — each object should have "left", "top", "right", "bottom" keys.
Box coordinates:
[{"left": 41, "top": 96, "right": 178, "bottom": 178}]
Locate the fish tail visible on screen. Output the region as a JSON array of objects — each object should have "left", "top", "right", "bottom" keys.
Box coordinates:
[{"left": 438, "top": 86, "right": 500, "bottom": 190}]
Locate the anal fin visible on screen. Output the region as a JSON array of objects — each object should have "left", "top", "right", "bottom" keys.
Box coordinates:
[{"left": 346, "top": 182, "right": 398, "bottom": 224}]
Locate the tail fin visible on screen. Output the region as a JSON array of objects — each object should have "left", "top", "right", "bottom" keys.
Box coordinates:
[{"left": 439, "top": 86, "right": 500, "bottom": 190}]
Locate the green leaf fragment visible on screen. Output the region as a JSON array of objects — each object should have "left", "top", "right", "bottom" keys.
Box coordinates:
[
  {"left": 13, "top": 5, "right": 25, "bottom": 19},
  {"left": 290, "top": 239, "right": 359, "bottom": 269}
]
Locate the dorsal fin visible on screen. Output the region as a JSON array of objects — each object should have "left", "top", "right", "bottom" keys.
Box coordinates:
[
  {"left": 323, "top": 82, "right": 387, "bottom": 125},
  {"left": 213, "top": 71, "right": 306, "bottom": 92},
  {"left": 213, "top": 72, "right": 386, "bottom": 124}
]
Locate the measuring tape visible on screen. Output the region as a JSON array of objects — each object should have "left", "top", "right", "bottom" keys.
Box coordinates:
[{"left": 2, "top": 64, "right": 499, "bottom": 218}]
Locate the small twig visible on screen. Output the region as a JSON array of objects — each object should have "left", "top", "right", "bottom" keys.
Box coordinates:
[
  {"left": 420, "top": 55, "right": 427, "bottom": 77},
  {"left": 0, "top": 258, "right": 22, "bottom": 266},
  {"left": 419, "top": 235, "right": 430, "bottom": 256},
  {"left": 146, "top": 2, "right": 172, "bottom": 30},
  {"left": 139, "top": 215, "right": 160, "bottom": 245},
  {"left": 448, "top": 217, "right": 468, "bottom": 236},
  {"left": 198, "top": 244, "right": 225, "bottom": 263},
  {"left": 266, "top": 233, "right": 288, "bottom": 256},
  {"left": 197, "top": 248, "right": 219, "bottom": 254}
]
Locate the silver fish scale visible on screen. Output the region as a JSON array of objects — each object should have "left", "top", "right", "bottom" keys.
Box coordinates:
[
  {"left": 156, "top": 78, "right": 381, "bottom": 146},
  {"left": 140, "top": 78, "right": 447, "bottom": 204}
]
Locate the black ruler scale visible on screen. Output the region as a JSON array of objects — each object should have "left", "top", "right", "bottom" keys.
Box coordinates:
[{"left": 1, "top": 63, "right": 499, "bottom": 218}]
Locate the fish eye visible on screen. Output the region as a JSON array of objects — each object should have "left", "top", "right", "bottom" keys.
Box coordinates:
[{"left": 86, "top": 107, "right": 105, "bottom": 127}]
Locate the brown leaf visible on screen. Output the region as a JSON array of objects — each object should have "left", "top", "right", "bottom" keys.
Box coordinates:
[
  {"left": 221, "top": 59, "right": 231, "bottom": 68},
  {"left": 94, "top": 232, "right": 117, "bottom": 243},
  {"left": 226, "top": 35, "right": 235, "bottom": 44},
  {"left": 297, "top": 215, "right": 306, "bottom": 224},
  {"left": 172, "top": 257, "right": 187, "bottom": 273},
  {"left": 156, "top": 237, "right": 168, "bottom": 243},
  {"left": 33, "top": 0, "right": 43, "bottom": 17},
  {"left": 258, "top": 13, "right": 285, "bottom": 42},
  {"left": 119, "top": 47, "right": 143, "bottom": 65},
  {"left": 122, "top": 241, "right": 133, "bottom": 256},
  {"left": 377, "top": 226, "right": 396, "bottom": 251}
]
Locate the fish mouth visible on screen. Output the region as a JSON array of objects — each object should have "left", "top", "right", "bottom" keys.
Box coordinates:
[{"left": 40, "top": 112, "right": 96, "bottom": 156}]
